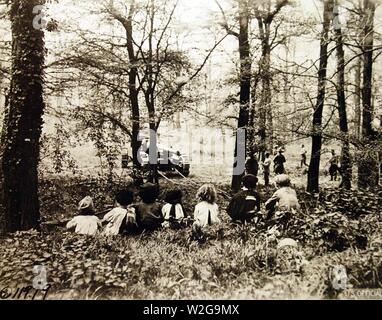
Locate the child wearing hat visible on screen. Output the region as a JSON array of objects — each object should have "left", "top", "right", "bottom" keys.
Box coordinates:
[
  {"left": 103, "top": 189, "right": 137, "bottom": 236},
  {"left": 135, "top": 183, "right": 164, "bottom": 231},
  {"left": 66, "top": 196, "right": 102, "bottom": 235},
  {"left": 226, "top": 175, "right": 261, "bottom": 224}
]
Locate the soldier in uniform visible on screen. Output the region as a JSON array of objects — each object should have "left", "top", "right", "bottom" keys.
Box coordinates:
[{"left": 329, "top": 150, "right": 339, "bottom": 181}]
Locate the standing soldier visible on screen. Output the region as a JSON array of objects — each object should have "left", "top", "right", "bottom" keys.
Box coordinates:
[
  {"left": 300, "top": 144, "right": 308, "bottom": 168},
  {"left": 262, "top": 152, "right": 272, "bottom": 189},
  {"left": 245, "top": 153, "right": 259, "bottom": 177},
  {"left": 329, "top": 149, "right": 339, "bottom": 181},
  {"left": 274, "top": 148, "right": 286, "bottom": 175}
]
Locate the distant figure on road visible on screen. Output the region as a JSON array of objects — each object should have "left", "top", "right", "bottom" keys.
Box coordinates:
[
  {"left": 274, "top": 148, "right": 286, "bottom": 175},
  {"left": 300, "top": 144, "right": 308, "bottom": 168},
  {"left": 245, "top": 153, "right": 259, "bottom": 176}
]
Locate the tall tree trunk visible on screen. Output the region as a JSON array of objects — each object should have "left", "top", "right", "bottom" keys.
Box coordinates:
[
  {"left": 358, "top": 0, "right": 378, "bottom": 188},
  {"left": 307, "top": 0, "right": 333, "bottom": 193},
  {"left": 0, "top": 87, "right": 10, "bottom": 234},
  {"left": 354, "top": 57, "right": 362, "bottom": 140},
  {"left": 130, "top": 69, "right": 141, "bottom": 168},
  {"left": 0, "top": 0, "right": 46, "bottom": 233},
  {"left": 146, "top": 0, "right": 159, "bottom": 184},
  {"left": 263, "top": 25, "right": 273, "bottom": 153},
  {"left": 256, "top": 18, "right": 269, "bottom": 157},
  {"left": 255, "top": 1, "right": 289, "bottom": 157},
  {"left": 335, "top": 11, "right": 352, "bottom": 189},
  {"left": 124, "top": 2, "right": 141, "bottom": 168},
  {"left": 109, "top": 1, "right": 141, "bottom": 167},
  {"left": 249, "top": 74, "right": 259, "bottom": 157},
  {"left": 232, "top": 0, "right": 250, "bottom": 192}
]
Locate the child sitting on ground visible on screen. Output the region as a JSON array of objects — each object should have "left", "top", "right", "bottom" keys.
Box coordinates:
[
  {"left": 226, "top": 175, "right": 261, "bottom": 224},
  {"left": 265, "top": 175, "right": 301, "bottom": 231},
  {"left": 103, "top": 189, "right": 137, "bottom": 236},
  {"left": 135, "top": 183, "right": 164, "bottom": 231},
  {"left": 66, "top": 196, "right": 102, "bottom": 235},
  {"left": 193, "top": 184, "right": 220, "bottom": 228},
  {"left": 162, "top": 188, "right": 187, "bottom": 229}
]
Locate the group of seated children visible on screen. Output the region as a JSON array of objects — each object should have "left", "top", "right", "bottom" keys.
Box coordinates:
[
  {"left": 226, "top": 174, "right": 300, "bottom": 226},
  {"left": 67, "top": 174, "right": 300, "bottom": 236}
]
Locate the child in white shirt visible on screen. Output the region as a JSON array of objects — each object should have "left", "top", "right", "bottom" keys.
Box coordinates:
[
  {"left": 265, "top": 174, "right": 301, "bottom": 217},
  {"left": 162, "top": 189, "right": 186, "bottom": 228},
  {"left": 103, "top": 190, "right": 137, "bottom": 236},
  {"left": 66, "top": 196, "right": 101, "bottom": 235},
  {"left": 193, "top": 184, "right": 220, "bottom": 228}
]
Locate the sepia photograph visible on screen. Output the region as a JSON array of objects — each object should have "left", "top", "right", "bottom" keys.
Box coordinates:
[{"left": 0, "top": 0, "right": 381, "bottom": 308}]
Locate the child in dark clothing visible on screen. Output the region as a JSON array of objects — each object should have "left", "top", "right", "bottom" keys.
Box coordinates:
[
  {"left": 135, "top": 183, "right": 164, "bottom": 231},
  {"left": 226, "top": 175, "right": 261, "bottom": 224},
  {"left": 245, "top": 154, "right": 259, "bottom": 176}
]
